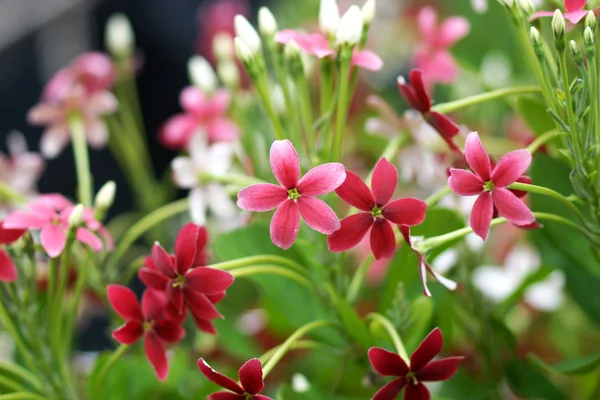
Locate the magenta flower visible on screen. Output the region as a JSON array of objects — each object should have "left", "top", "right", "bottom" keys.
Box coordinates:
[
  {"left": 531, "top": 0, "right": 588, "bottom": 24},
  {"left": 368, "top": 328, "right": 464, "bottom": 400},
  {"left": 237, "top": 140, "right": 346, "bottom": 250},
  {"left": 159, "top": 87, "right": 239, "bottom": 151},
  {"left": 108, "top": 285, "right": 185, "bottom": 381},
  {"left": 328, "top": 158, "right": 427, "bottom": 260},
  {"left": 413, "top": 7, "right": 469, "bottom": 88},
  {"left": 275, "top": 30, "right": 383, "bottom": 71},
  {"left": 198, "top": 358, "right": 272, "bottom": 400},
  {"left": 448, "top": 132, "right": 535, "bottom": 240},
  {"left": 3, "top": 194, "right": 103, "bottom": 258}
]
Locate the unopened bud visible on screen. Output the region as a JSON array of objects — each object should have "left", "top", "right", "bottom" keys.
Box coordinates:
[
  {"left": 585, "top": 10, "right": 596, "bottom": 32},
  {"left": 235, "top": 37, "right": 254, "bottom": 64},
  {"left": 530, "top": 27, "right": 544, "bottom": 58},
  {"left": 552, "top": 10, "right": 566, "bottom": 50},
  {"left": 188, "top": 56, "right": 217, "bottom": 93},
  {"left": 517, "top": 0, "right": 534, "bottom": 15},
  {"left": 361, "top": 0, "right": 376, "bottom": 26},
  {"left": 585, "top": 26, "right": 596, "bottom": 56},
  {"left": 319, "top": 0, "right": 340, "bottom": 36},
  {"left": 69, "top": 204, "right": 85, "bottom": 228},
  {"left": 234, "top": 15, "right": 261, "bottom": 53},
  {"left": 336, "top": 6, "right": 363, "bottom": 46},
  {"left": 569, "top": 40, "right": 583, "bottom": 65},
  {"left": 213, "top": 32, "right": 234, "bottom": 60},
  {"left": 271, "top": 84, "right": 286, "bottom": 115},
  {"left": 105, "top": 13, "right": 134, "bottom": 57},
  {"left": 258, "top": 7, "right": 277, "bottom": 38},
  {"left": 217, "top": 60, "right": 240, "bottom": 88},
  {"left": 284, "top": 40, "right": 301, "bottom": 61},
  {"left": 95, "top": 181, "right": 116, "bottom": 211}
]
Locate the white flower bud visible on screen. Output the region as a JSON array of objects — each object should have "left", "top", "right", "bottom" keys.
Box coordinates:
[
  {"left": 188, "top": 56, "right": 217, "bottom": 93},
  {"left": 530, "top": 26, "right": 541, "bottom": 48},
  {"left": 217, "top": 60, "right": 240, "bottom": 88},
  {"left": 213, "top": 32, "right": 235, "bottom": 60},
  {"left": 284, "top": 40, "right": 301, "bottom": 61},
  {"left": 271, "top": 84, "right": 286, "bottom": 115},
  {"left": 319, "top": 0, "right": 340, "bottom": 36},
  {"left": 234, "top": 15, "right": 261, "bottom": 53},
  {"left": 361, "top": 0, "right": 376, "bottom": 26},
  {"left": 95, "top": 181, "right": 116, "bottom": 211},
  {"left": 585, "top": 10, "right": 596, "bottom": 31},
  {"left": 69, "top": 204, "right": 85, "bottom": 228},
  {"left": 552, "top": 9, "right": 565, "bottom": 38},
  {"left": 335, "top": 6, "right": 363, "bottom": 46},
  {"left": 517, "top": 0, "right": 534, "bottom": 15},
  {"left": 105, "top": 13, "right": 134, "bottom": 57},
  {"left": 258, "top": 7, "right": 278, "bottom": 37},
  {"left": 234, "top": 37, "right": 254, "bottom": 63}
]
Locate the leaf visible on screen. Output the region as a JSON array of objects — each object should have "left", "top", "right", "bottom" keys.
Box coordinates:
[
  {"left": 528, "top": 352, "right": 600, "bottom": 375},
  {"left": 327, "top": 285, "right": 375, "bottom": 349},
  {"left": 516, "top": 96, "right": 556, "bottom": 135},
  {"left": 506, "top": 358, "right": 567, "bottom": 400},
  {"left": 404, "top": 296, "right": 434, "bottom": 351}
]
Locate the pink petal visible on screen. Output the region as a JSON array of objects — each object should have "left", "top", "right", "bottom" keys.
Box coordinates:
[
  {"left": 174, "top": 223, "right": 199, "bottom": 275},
  {"left": 198, "top": 358, "right": 245, "bottom": 394},
  {"left": 368, "top": 347, "right": 410, "bottom": 376},
  {"left": 40, "top": 126, "right": 70, "bottom": 159},
  {"left": 207, "top": 118, "right": 239, "bottom": 142},
  {"left": 236, "top": 184, "right": 288, "bottom": 212},
  {"left": 238, "top": 358, "right": 264, "bottom": 395},
  {"left": 0, "top": 249, "right": 17, "bottom": 282},
  {"left": 107, "top": 284, "right": 142, "bottom": 321},
  {"left": 372, "top": 158, "right": 398, "bottom": 206},
  {"left": 417, "top": 356, "right": 465, "bottom": 381},
  {"left": 207, "top": 392, "right": 243, "bottom": 400},
  {"left": 335, "top": 171, "right": 375, "bottom": 211},
  {"left": 206, "top": 89, "right": 231, "bottom": 116},
  {"left": 308, "top": 33, "right": 336, "bottom": 58},
  {"left": 3, "top": 212, "right": 46, "bottom": 229},
  {"left": 141, "top": 289, "right": 169, "bottom": 321},
  {"left": 76, "top": 228, "right": 103, "bottom": 251},
  {"left": 270, "top": 140, "right": 300, "bottom": 189},
  {"left": 565, "top": 9, "right": 588, "bottom": 23},
  {"left": 85, "top": 119, "right": 109, "bottom": 149},
  {"left": 87, "top": 91, "right": 119, "bottom": 115},
  {"left": 144, "top": 332, "right": 169, "bottom": 381},
  {"left": 185, "top": 290, "right": 223, "bottom": 320},
  {"left": 185, "top": 267, "right": 234, "bottom": 294},
  {"left": 112, "top": 320, "right": 143, "bottom": 344},
  {"left": 270, "top": 200, "right": 300, "bottom": 250},
  {"left": 410, "top": 328, "right": 443, "bottom": 371},
  {"left": 565, "top": 0, "right": 587, "bottom": 13},
  {"left": 448, "top": 169, "right": 484, "bottom": 196},
  {"left": 351, "top": 50, "right": 384, "bottom": 71},
  {"left": 382, "top": 198, "right": 428, "bottom": 226},
  {"left": 138, "top": 268, "right": 170, "bottom": 291},
  {"left": 470, "top": 192, "right": 493, "bottom": 240},
  {"left": 438, "top": 17, "right": 470, "bottom": 47},
  {"left": 529, "top": 11, "right": 557, "bottom": 21},
  {"left": 41, "top": 224, "right": 66, "bottom": 258},
  {"left": 296, "top": 196, "right": 341, "bottom": 235},
  {"left": 403, "top": 382, "right": 431, "bottom": 400},
  {"left": 327, "top": 213, "right": 373, "bottom": 252},
  {"left": 465, "top": 132, "right": 492, "bottom": 181},
  {"left": 370, "top": 219, "right": 396, "bottom": 260},
  {"left": 152, "top": 243, "right": 177, "bottom": 278},
  {"left": 167, "top": 285, "right": 185, "bottom": 315},
  {"left": 372, "top": 378, "right": 406, "bottom": 400},
  {"left": 180, "top": 86, "right": 209, "bottom": 114},
  {"left": 274, "top": 29, "right": 306, "bottom": 45},
  {"left": 159, "top": 114, "right": 198, "bottom": 151},
  {"left": 418, "top": 7, "right": 438, "bottom": 42},
  {"left": 297, "top": 163, "right": 346, "bottom": 196},
  {"left": 27, "top": 103, "right": 61, "bottom": 125},
  {"left": 416, "top": 50, "right": 460, "bottom": 86},
  {"left": 492, "top": 188, "right": 535, "bottom": 226},
  {"left": 153, "top": 319, "right": 185, "bottom": 343},
  {"left": 491, "top": 150, "right": 532, "bottom": 188},
  {"left": 409, "top": 69, "right": 431, "bottom": 111}
]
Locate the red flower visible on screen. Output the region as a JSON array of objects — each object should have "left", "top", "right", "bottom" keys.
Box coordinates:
[
  {"left": 107, "top": 285, "right": 185, "bottom": 380},
  {"left": 448, "top": 132, "right": 535, "bottom": 240},
  {"left": 368, "top": 328, "right": 464, "bottom": 400},
  {"left": 328, "top": 158, "right": 427, "bottom": 260},
  {"left": 138, "top": 223, "right": 234, "bottom": 331},
  {"left": 198, "top": 358, "right": 272, "bottom": 400},
  {"left": 0, "top": 221, "right": 25, "bottom": 282},
  {"left": 397, "top": 69, "right": 461, "bottom": 154}
]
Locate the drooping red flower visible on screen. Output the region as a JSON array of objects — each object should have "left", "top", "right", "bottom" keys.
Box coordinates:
[
  {"left": 237, "top": 140, "right": 346, "bottom": 250},
  {"left": 368, "top": 328, "right": 464, "bottom": 400},
  {"left": 448, "top": 132, "right": 535, "bottom": 240},
  {"left": 328, "top": 158, "right": 427, "bottom": 260},
  {"left": 198, "top": 358, "right": 272, "bottom": 400},
  {"left": 530, "top": 0, "right": 588, "bottom": 24},
  {"left": 138, "top": 223, "right": 234, "bottom": 332},
  {"left": 397, "top": 69, "right": 462, "bottom": 154},
  {"left": 107, "top": 285, "right": 185, "bottom": 380}
]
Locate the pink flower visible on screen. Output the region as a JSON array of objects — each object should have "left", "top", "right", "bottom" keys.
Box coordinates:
[
  {"left": 413, "top": 7, "right": 469, "bottom": 88},
  {"left": 530, "top": 0, "right": 588, "bottom": 24},
  {"left": 198, "top": 358, "right": 272, "bottom": 400},
  {"left": 3, "top": 194, "right": 104, "bottom": 258},
  {"left": 0, "top": 132, "right": 44, "bottom": 199},
  {"left": 159, "top": 87, "right": 239, "bottom": 150},
  {"left": 275, "top": 30, "right": 383, "bottom": 71},
  {"left": 448, "top": 132, "right": 535, "bottom": 241},
  {"left": 328, "top": 158, "right": 427, "bottom": 260},
  {"left": 237, "top": 140, "right": 346, "bottom": 250}
]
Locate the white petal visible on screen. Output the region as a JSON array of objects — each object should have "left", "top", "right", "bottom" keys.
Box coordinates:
[
  {"left": 188, "top": 188, "right": 207, "bottom": 225},
  {"left": 432, "top": 249, "right": 459, "bottom": 274},
  {"left": 472, "top": 265, "right": 518, "bottom": 302},
  {"left": 205, "top": 143, "right": 233, "bottom": 175},
  {"left": 7, "top": 131, "right": 28, "bottom": 155},
  {"left": 189, "top": 132, "right": 209, "bottom": 165},
  {"left": 525, "top": 271, "right": 565, "bottom": 311},
  {"left": 171, "top": 156, "right": 198, "bottom": 188},
  {"left": 41, "top": 126, "right": 70, "bottom": 159},
  {"left": 207, "top": 183, "right": 237, "bottom": 219}
]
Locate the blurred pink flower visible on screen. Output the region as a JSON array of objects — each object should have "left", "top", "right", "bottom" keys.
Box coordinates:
[
  {"left": 413, "top": 7, "right": 469, "bottom": 88},
  {"left": 0, "top": 132, "right": 44, "bottom": 199},
  {"left": 530, "top": 0, "right": 588, "bottom": 24},
  {"left": 160, "top": 87, "right": 239, "bottom": 151}
]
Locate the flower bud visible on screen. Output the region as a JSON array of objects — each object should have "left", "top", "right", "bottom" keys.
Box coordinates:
[
  {"left": 235, "top": 37, "right": 254, "bottom": 64},
  {"left": 585, "top": 26, "right": 596, "bottom": 56},
  {"left": 213, "top": 32, "right": 234, "bottom": 60},
  {"left": 258, "top": 7, "right": 277, "bottom": 38},
  {"left": 105, "top": 13, "right": 134, "bottom": 57},
  {"left": 234, "top": 15, "right": 261, "bottom": 53},
  {"left": 517, "top": 0, "right": 534, "bottom": 15},
  {"left": 217, "top": 60, "right": 240, "bottom": 88},
  {"left": 335, "top": 5, "right": 363, "bottom": 46},
  {"left": 319, "top": 0, "right": 340, "bottom": 36},
  {"left": 284, "top": 40, "right": 301, "bottom": 61},
  {"left": 361, "top": 0, "right": 376, "bottom": 26},
  {"left": 585, "top": 10, "right": 596, "bottom": 32},
  {"left": 95, "top": 181, "right": 116, "bottom": 211},
  {"left": 69, "top": 204, "right": 85, "bottom": 228},
  {"left": 569, "top": 40, "right": 583, "bottom": 65},
  {"left": 188, "top": 56, "right": 217, "bottom": 93},
  {"left": 530, "top": 27, "right": 544, "bottom": 58},
  {"left": 552, "top": 10, "right": 566, "bottom": 48}
]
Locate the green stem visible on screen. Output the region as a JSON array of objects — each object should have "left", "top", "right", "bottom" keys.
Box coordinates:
[
  {"left": 295, "top": 71, "right": 315, "bottom": 156},
  {"left": 432, "top": 85, "right": 541, "bottom": 114},
  {"left": 425, "top": 186, "right": 452, "bottom": 207},
  {"left": 526, "top": 129, "right": 562, "bottom": 153},
  {"left": 558, "top": 51, "right": 582, "bottom": 155},
  {"left": 366, "top": 313, "right": 409, "bottom": 363},
  {"left": 0, "top": 182, "right": 28, "bottom": 204},
  {"left": 209, "top": 255, "right": 306, "bottom": 275},
  {"left": 273, "top": 49, "right": 302, "bottom": 150},
  {"left": 63, "top": 251, "right": 92, "bottom": 355},
  {"left": 0, "top": 363, "right": 43, "bottom": 392},
  {"left": 320, "top": 58, "right": 334, "bottom": 115},
  {"left": 346, "top": 254, "right": 374, "bottom": 303},
  {"left": 258, "top": 340, "right": 331, "bottom": 365},
  {"left": 261, "top": 320, "right": 335, "bottom": 378},
  {"left": 330, "top": 50, "right": 352, "bottom": 162},
  {"left": 251, "top": 71, "right": 285, "bottom": 140},
  {"left": 0, "top": 394, "right": 50, "bottom": 400},
  {"left": 589, "top": 56, "right": 600, "bottom": 149},
  {"left": 229, "top": 265, "right": 313, "bottom": 290},
  {"left": 68, "top": 115, "right": 93, "bottom": 206},
  {"left": 507, "top": 182, "right": 587, "bottom": 223},
  {"left": 93, "top": 344, "right": 129, "bottom": 396},
  {"left": 53, "top": 234, "right": 76, "bottom": 346},
  {"left": 0, "top": 303, "right": 40, "bottom": 380}
]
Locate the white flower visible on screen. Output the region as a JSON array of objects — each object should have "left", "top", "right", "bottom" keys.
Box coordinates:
[
  {"left": 234, "top": 37, "right": 254, "bottom": 63},
  {"left": 188, "top": 56, "right": 217, "bottom": 94},
  {"left": 258, "top": 7, "right": 278, "bottom": 37},
  {"left": 319, "top": 0, "right": 340, "bottom": 36},
  {"left": 336, "top": 6, "right": 363, "bottom": 46},
  {"left": 234, "top": 15, "right": 261, "bottom": 53},
  {"left": 217, "top": 60, "right": 240, "bottom": 88},
  {"left": 361, "top": 0, "right": 376, "bottom": 26},
  {"left": 105, "top": 13, "right": 134, "bottom": 56}
]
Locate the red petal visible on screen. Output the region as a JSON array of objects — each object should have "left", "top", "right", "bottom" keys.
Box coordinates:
[
  {"left": 174, "top": 223, "right": 199, "bottom": 275},
  {"left": 141, "top": 289, "right": 169, "bottom": 321},
  {"left": 428, "top": 112, "right": 460, "bottom": 140},
  {"left": 464, "top": 132, "right": 491, "bottom": 181},
  {"left": 192, "top": 314, "right": 217, "bottom": 334},
  {"left": 112, "top": 320, "right": 143, "bottom": 344},
  {"left": 208, "top": 292, "right": 226, "bottom": 304},
  {"left": 269, "top": 200, "right": 300, "bottom": 250},
  {"left": 492, "top": 188, "right": 535, "bottom": 226},
  {"left": 185, "top": 290, "right": 223, "bottom": 320},
  {"left": 144, "top": 332, "right": 168, "bottom": 381},
  {"left": 138, "top": 268, "right": 170, "bottom": 291},
  {"left": 107, "top": 285, "right": 142, "bottom": 321},
  {"left": 368, "top": 347, "right": 409, "bottom": 376},
  {"left": 565, "top": 0, "right": 586, "bottom": 13},
  {"left": 382, "top": 198, "right": 427, "bottom": 226},
  {"left": 510, "top": 175, "right": 532, "bottom": 198},
  {"left": 371, "top": 158, "right": 398, "bottom": 206},
  {"left": 417, "top": 356, "right": 464, "bottom": 381},
  {"left": 409, "top": 69, "right": 431, "bottom": 111},
  {"left": 398, "top": 77, "right": 424, "bottom": 112},
  {"left": 403, "top": 382, "right": 430, "bottom": 400},
  {"left": 208, "top": 393, "right": 244, "bottom": 400},
  {"left": 297, "top": 163, "right": 346, "bottom": 196},
  {"left": 167, "top": 285, "right": 185, "bottom": 315},
  {"left": 334, "top": 171, "right": 375, "bottom": 211},
  {"left": 410, "top": 328, "right": 443, "bottom": 372},
  {"left": 0, "top": 249, "right": 17, "bottom": 282},
  {"left": 491, "top": 150, "right": 532, "bottom": 188},
  {"left": 296, "top": 196, "right": 340, "bottom": 235},
  {"left": 194, "top": 226, "right": 209, "bottom": 265},
  {"left": 236, "top": 184, "right": 288, "bottom": 212},
  {"left": 0, "top": 223, "right": 25, "bottom": 244},
  {"left": 185, "top": 267, "right": 234, "bottom": 294},
  {"left": 327, "top": 213, "right": 373, "bottom": 252},
  {"left": 198, "top": 358, "right": 245, "bottom": 394},
  {"left": 448, "top": 169, "right": 484, "bottom": 196},
  {"left": 370, "top": 219, "right": 397, "bottom": 260},
  {"left": 151, "top": 243, "right": 177, "bottom": 278},
  {"left": 470, "top": 192, "right": 493, "bottom": 240},
  {"left": 372, "top": 378, "right": 407, "bottom": 400},
  {"left": 270, "top": 140, "right": 300, "bottom": 189},
  {"left": 238, "top": 358, "right": 265, "bottom": 395},
  {"left": 154, "top": 319, "right": 185, "bottom": 343}
]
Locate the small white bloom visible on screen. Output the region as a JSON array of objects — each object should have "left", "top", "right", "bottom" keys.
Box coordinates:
[
  {"left": 234, "top": 15, "right": 261, "bottom": 53},
  {"left": 319, "top": 0, "right": 340, "bottom": 36},
  {"left": 188, "top": 56, "right": 217, "bottom": 93},
  {"left": 68, "top": 204, "right": 85, "bottom": 227},
  {"left": 213, "top": 32, "right": 235, "bottom": 60},
  {"left": 292, "top": 374, "right": 311, "bottom": 393},
  {"left": 525, "top": 271, "right": 565, "bottom": 311},
  {"left": 105, "top": 13, "right": 134, "bottom": 57},
  {"left": 95, "top": 181, "right": 116, "bottom": 211},
  {"left": 258, "top": 7, "right": 278, "bottom": 37},
  {"left": 361, "top": 0, "right": 376, "bottom": 26},
  {"left": 432, "top": 249, "right": 459, "bottom": 275},
  {"left": 472, "top": 0, "right": 489, "bottom": 13},
  {"left": 217, "top": 60, "right": 240, "bottom": 88},
  {"left": 234, "top": 37, "right": 254, "bottom": 63},
  {"left": 336, "top": 6, "right": 363, "bottom": 46},
  {"left": 236, "top": 309, "right": 268, "bottom": 335}
]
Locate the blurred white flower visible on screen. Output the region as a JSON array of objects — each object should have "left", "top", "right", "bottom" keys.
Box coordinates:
[{"left": 292, "top": 373, "right": 311, "bottom": 393}]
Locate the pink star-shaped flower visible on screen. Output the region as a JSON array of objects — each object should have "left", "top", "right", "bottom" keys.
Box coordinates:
[{"left": 530, "top": 0, "right": 588, "bottom": 24}]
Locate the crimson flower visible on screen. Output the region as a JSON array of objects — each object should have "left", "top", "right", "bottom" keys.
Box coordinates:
[
  {"left": 107, "top": 285, "right": 185, "bottom": 380},
  {"left": 530, "top": 0, "right": 588, "bottom": 24},
  {"left": 397, "top": 69, "right": 461, "bottom": 154},
  {"left": 138, "top": 223, "right": 234, "bottom": 331},
  {"left": 198, "top": 358, "right": 272, "bottom": 400},
  {"left": 368, "top": 328, "right": 464, "bottom": 400},
  {"left": 0, "top": 222, "right": 26, "bottom": 282},
  {"left": 237, "top": 140, "right": 346, "bottom": 250},
  {"left": 328, "top": 158, "right": 427, "bottom": 260},
  {"left": 448, "top": 132, "right": 535, "bottom": 240}
]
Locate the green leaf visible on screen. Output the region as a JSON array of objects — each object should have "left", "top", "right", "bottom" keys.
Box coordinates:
[
  {"left": 404, "top": 296, "right": 434, "bottom": 351},
  {"left": 327, "top": 286, "right": 375, "bottom": 349},
  {"left": 528, "top": 352, "right": 600, "bottom": 375},
  {"left": 506, "top": 358, "right": 567, "bottom": 400},
  {"left": 516, "top": 96, "right": 556, "bottom": 135}
]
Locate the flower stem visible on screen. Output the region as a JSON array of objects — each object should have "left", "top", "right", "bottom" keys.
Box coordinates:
[
  {"left": 330, "top": 49, "right": 353, "bottom": 162},
  {"left": 209, "top": 255, "right": 306, "bottom": 275},
  {"left": 432, "top": 85, "right": 541, "bottom": 114},
  {"left": 525, "top": 129, "right": 562, "bottom": 153},
  {"left": 366, "top": 313, "right": 409, "bottom": 363},
  {"left": 258, "top": 340, "right": 332, "bottom": 365},
  {"left": 93, "top": 344, "right": 129, "bottom": 395},
  {"left": 0, "top": 363, "right": 43, "bottom": 392},
  {"left": 63, "top": 251, "right": 92, "bottom": 355},
  {"left": 249, "top": 68, "right": 285, "bottom": 140},
  {"left": 273, "top": 49, "right": 303, "bottom": 150},
  {"left": 229, "top": 265, "right": 313, "bottom": 290},
  {"left": 261, "top": 320, "right": 335, "bottom": 378},
  {"left": 0, "top": 182, "right": 28, "bottom": 204},
  {"left": 294, "top": 70, "right": 316, "bottom": 157},
  {"left": 0, "top": 393, "right": 50, "bottom": 400},
  {"left": 425, "top": 186, "right": 452, "bottom": 207},
  {"left": 320, "top": 58, "right": 334, "bottom": 116},
  {"left": 346, "top": 254, "right": 374, "bottom": 304},
  {"left": 68, "top": 115, "right": 94, "bottom": 206}
]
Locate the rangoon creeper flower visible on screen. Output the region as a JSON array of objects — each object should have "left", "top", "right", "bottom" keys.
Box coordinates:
[
  {"left": 328, "top": 158, "right": 427, "bottom": 260},
  {"left": 531, "top": 0, "right": 588, "bottom": 24},
  {"left": 0, "top": 132, "right": 44, "bottom": 202},
  {"left": 368, "top": 328, "right": 464, "bottom": 400},
  {"left": 159, "top": 86, "right": 239, "bottom": 150},
  {"left": 172, "top": 133, "right": 237, "bottom": 225},
  {"left": 335, "top": 5, "right": 363, "bottom": 46},
  {"left": 0, "top": 222, "right": 26, "bottom": 282},
  {"left": 319, "top": 0, "right": 340, "bottom": 36},
  {"left": 107, "top": 285, "right": 185, "bottom": 381},
  {"left": 198, "top": 358, "right": 272, "bottom": 400},
  {"left": 105, "top": 13, "right": 134, "bottom": 57},
  {"left": 448, "top": 132, "right": 535, "bottom": 240},
  {"left": 258, "top": 6, "right": 278, "bottom": 37},
  {"left": 237, "top": 140, "right": 346, "bottom": 250},
  {"left": 188, "top": 56, "right": 218, "bottom": 94},
  {"left": 413, "top": 7, "right": 470, "bottom": 88}
]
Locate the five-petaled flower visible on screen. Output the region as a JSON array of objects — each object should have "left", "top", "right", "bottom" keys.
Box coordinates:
[
  {"left": 138, "top": 223, "right": 234, "bottom": 332},
  {"left": 107, "top": 285, "right": 185, "bottom": 380},
  {"left": 368, "top": 328, "right": 464, "bottom": 400},
  {"left": 328, "top": 158, "right": 427, "bottom": 260},
  {"left": 531, "top": 0, "right": 588, "bottom": 24},
  {"left": 448, "top": 132, "right": 535, "bottom": 240},
  {"left": 237, "top": 140, "right": 346, "bottom": 250},
  {"left": 198, "top": 357, "right": 272, "bottom": 400}
]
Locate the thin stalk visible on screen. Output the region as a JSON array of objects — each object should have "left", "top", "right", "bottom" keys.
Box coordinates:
[
  {"left": 92, "top": 344, "right": 129, "bottom": 395},
  {"left": 346, "top": 254, "right": 374, "bottom": 303},
  {"left": 0, "top": 182, "right": 28, "bottom": 203},
  {"left": 0, "top": 363, "right": 43, "bottom": 392},
  {"left": 366, "top": 313, "right": 409, "bottom": 363},
  {"left": 258, "top": 340, "right": 331, "bottom": 365},
  {"left": 253, "top": 73, "right": 285, "bottom": 140},
  {"left": 0, "top": 394, "right": 50, "bottom": 400},
  {"left": 425, "top": 186, "right": 452, "bottom": 207},
  {"left": 319, "top": 58, "right": 334, "bottom": 115},
  {"left": 330, "top": 50, "right": 352, "bottom": 162},
  {"left": 53, "top": 234, "right": 76, "bottom": 350},
  {"left": 558, "top": 51, "right": 583, "bottom": 156},
  {"left": 63, "top": 251, "right": 92, "bottom": 356},
  {"left": 68, "top": 116, "right": 93, "bottom": 206},
  {"left": 526, "top": 129, "right": 562, "bottom": 153},
  {"left": 209, "top": 255, "right": 307, "bottom": 275},
  {"left": 273, "top": 50, "right": 302, "bottom": 148},
  {"left": 295, "top": 72, "right": 316, "bottom": 156},
  {"left": 432, "top": 85, "right": 541, "bottom": 113},
  {"left": 229, "top": 265, "right": 313, "bottom": 290}
]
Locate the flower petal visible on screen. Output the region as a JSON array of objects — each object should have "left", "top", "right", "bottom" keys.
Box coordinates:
[
  {"left": 403, "top": 382, "right": 430, "bottom": 400},
  {"left": 41, "top": 126, "right": 70, "bottom": 159},
  {"left": 565, "top": 9, "right": 588, "bottom": 23},
  {"left": 327, "top": 213, "right": 373, "bottom": 252},
  {"left": 297, "top": 196, "right": 340, "bottom": 235},
  {"left": 193, "top": 315, "right": 217, "bottom": 334},
  {"left": 185, "top": 289, "right": 223, "bottom": 320},
  {"left": 207, "top": 118, "right": 239, "bottom": 142},
  {"left": 174, "top": 223, "right": 199, "bottom": 275},
  {"left": 417, "top": 356, "right": 464, "bottom": 381},
  {"left": 269, "top": 200, "right": 300, "bottom": 250},
  {"left": 428, "top": 112, "right": 460, "bottom": 140},
  {"left": 372, "top": 158, "right": 398, "bottom": 206},
  {"left": 372, "top": 378, "right": 407, "bottom": 400},
  {"left": 172, "top": 156, "right": 197, "bottom": 188},
  {"left": 185, "top": 267, "right": 234, "bottom": 294},
  {"left": 189, "top": 187, "right": 208, "bottom": 225},
  {"left": 297, "top": 163, "right": 346, "bottom": 196},
  {"left": 410, "top": 328, "right": 443, "bottom": 372},
  {"left": 0, "top": 249, "right": 17, "bottom": 282},
  {"left": 154, "top": 319, "right": 185, "bottom": 343},
  {"left": 448, "top": 169, "right": 484, "bottom": 196},
  {"left": 417, "top": 7, "right": 437, "bottom": 42},
  {"left": 565, "top": 0, "right": 586, "bottom": 13},
  {"left": 3, "top": 212, "right": 46, "bottom": 230},
  {"left": 112, "top": 320, "right": 143, "bottom": 344},
  {"left": 152, "top": 243, "right": 177, "bottom": 278},
  {"left": 368, "top": 347, "right": 410, "bottom": 376},
  {"left": 41, "top": 224, "right": 66, "bottom": 258},
  {"left": 207, "top": 393, "right": 243, "bottom": 400},
  {"left": 334, "top": 171, "right": 375, "bottom": 211},
  {"left": 198, "top": 358, "right": 245, "bottom": 394},
  {"left": 465, "top": 132, "right": 491, "bottom": 181},
  {"left": 470, "top": 192, "right": 493, "bottom": 240},
  {"left": 107, "top": 284, "right": 142, "bottom": 321},
  {"left": 492, "top": 188, "right": 535, "bottom": 226},
  {"left": 159, "top": 114, "right": 198, "bottom": 151},
  {"left": 370, "top": 219, "right": 396, "bottom": 260},
  {"left": 490, "top": 150, "right": 532, "bottom": 188},
  {"left": 438, "top": 17, "right": 470, "bottom": 47},
  {"left": 382, "top": 198, "right": 427, "bottom": 226},
  {"left": 270, "top": 140, "right": 300, "bottom": 189},
  {"left": 76, "top": 228, "right": 103, "bottom": 251},
  {"left": 529, "top": 11, "right": 556, "bottom": 21},
  {"left": 144, "top": 332, "right": 169, "bottom": 381},
  {"left": 141, "top": 289, "right": 169, "bottom": 321},
  {"left": 138, "top": 267, "right": 170, "bottom": 291},
  {"left": 409, "top": 69, "right": 431, "bottom": 111},
  {"left": 238, "top": 358, "right": 264, "bottom": 395},
  {"left": 167, "top": 285, "right": 185, "bottom": 315},
  {"left": 351, "top": 50, "right": 383, "bottom": 71},
  {"left": 237, "top": 184, "right": 287, "bottom": 212}
]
